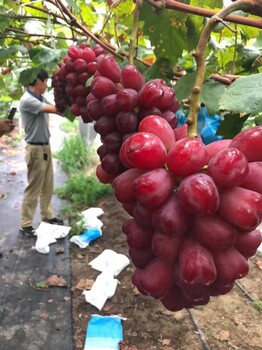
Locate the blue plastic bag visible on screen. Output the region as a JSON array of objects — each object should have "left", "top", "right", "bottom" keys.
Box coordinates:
[
  {"left": 84, "top": 314, "right": 123, "bottom": 350},
  {"left": 176, "top": 107, "right": 222, "bottom": 145},
  {"left": 70, "top": 227, "right": 102, "bottom": 248}
]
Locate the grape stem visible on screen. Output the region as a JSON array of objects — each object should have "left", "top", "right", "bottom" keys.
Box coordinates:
[
  {"left": 129, "top": 0, "right": 143, "bottom": 65},
  {"left": 186, "top": 0, "right": 255, "bottom": 138}
]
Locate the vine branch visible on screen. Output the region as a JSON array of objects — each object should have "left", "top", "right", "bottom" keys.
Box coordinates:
[
  {"left": 186, "top": 0, "right": 255, "bottom": 137},
  {"left": 165, "top": 0, "right": 262, "bottom": 30},
  {"left": 129, "top": 0, "right": 143, "bottom": 64}
]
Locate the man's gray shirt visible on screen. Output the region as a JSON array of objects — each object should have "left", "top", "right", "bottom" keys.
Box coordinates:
[{"left": 19, "top": 90, "right": 50, "bottom": 143}]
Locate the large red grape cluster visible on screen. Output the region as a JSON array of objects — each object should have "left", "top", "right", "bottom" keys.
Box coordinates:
[
  {"left": 52, "top": 43, "right": 105, "bottom": 119},
  {"left": 88, "top": 56, "right": 179, "bottom": 182},
  {"left": 53, "top": 45, "right": 262, "bottom": 312},
  {"left": 114, "top": 123, "right": 262, "bottom": 311}
]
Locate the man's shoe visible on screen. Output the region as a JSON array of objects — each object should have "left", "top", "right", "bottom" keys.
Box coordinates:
[
  {"left": 44, "top": 217, "right": 64, "bottom": 225},
  {"left": 20, "top": 226, "right": 36, "bottom": 236}
]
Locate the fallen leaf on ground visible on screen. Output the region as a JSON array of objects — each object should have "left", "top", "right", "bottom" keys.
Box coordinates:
[
  {"left": 119, "top": 340, "right": 138, "bottom": 350},
  {"left": 162, "top": 339, "right": 171, "bottom": 345},
  {"left": 75, "top": 278, "right": 94, "bottom": 291},
  {"left": 9, "top": 170, "right": 17, "bottom": 176},
  {"left": 39, "top": 312, "right": 49, "bottom": 320},
  {"left": 56, "top": 247, "right": 64, "bottom": 254},
  {"left": 0, "top": 193, "right": 7, "bottom": 199},
  {"left": 35, "top": 275, "right": 67, "bottom": 289},
  {"left": 215, "top": 330, "right": 230, "bottom": 341},
  {"left": 47, "top": 275, "right": 67, "bottom": 287},
  {"left": 103, "top": 303, "right": 113, "bottom": 311}
]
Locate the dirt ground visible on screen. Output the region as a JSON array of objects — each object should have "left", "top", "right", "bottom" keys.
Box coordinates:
[{"left": 71, "top": 194, "right": 262, "bottom": 350}]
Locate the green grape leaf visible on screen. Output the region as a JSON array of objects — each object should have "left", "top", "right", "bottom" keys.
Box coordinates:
[
  {"left": 173, "top": 72, "right": 196, "bottom": 101},
  {"left": 140, "top": 3, "right": 187, "bottom": 64},
  {"left": 29, "top": 46, "right": 61, "bottom": 64},
  {"left": 216, "top": 113, "right": 250, "bottom": 139},
  {"left": 219, "top": 73, "right": 262, "bottom": 116},
  {"left": 144, "top": 58, "right": 174, "bottom": 82},
  {"left": 201, "top": 80, "right": 227, "bottom": 115},
  {"left": 18, "top": 67, "right": 42, "bottom": 85},
  {"left": 64, "top": 106, "right": 76, "bottom": 122}
]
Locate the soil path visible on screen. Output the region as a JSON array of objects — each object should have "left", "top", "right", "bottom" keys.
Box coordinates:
[{"left": 0, "top": 116, "right": 72, "bottom": 350}]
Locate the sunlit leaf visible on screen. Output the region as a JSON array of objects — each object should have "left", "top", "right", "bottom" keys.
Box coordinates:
[
  {"left": 219, "top": 73, "right": 262, "bottom": 116},
  {"left": 140, "top": 3, "right": 188, "bottom": 64}
]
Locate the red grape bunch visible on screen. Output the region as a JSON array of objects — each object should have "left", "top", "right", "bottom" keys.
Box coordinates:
[
  {"left": 85, "top": 55, "right": 179, "bottom": 183},
  {"left": 113, "top": 124, "right": 262, "bottom": 311},
  {"left": 52, "top": 43, "right": 105, "bottom": 120}
]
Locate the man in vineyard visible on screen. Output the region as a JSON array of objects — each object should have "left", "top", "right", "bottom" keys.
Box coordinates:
[{"left": 19, "top": 69, "right": 63, "bottom": 236}]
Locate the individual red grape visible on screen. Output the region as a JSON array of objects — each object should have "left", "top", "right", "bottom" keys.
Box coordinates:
[
  {"left": 205, "top": 139, "right": 232, "bottom": 161},
  {"left": 100, "top": 94, "right": 120, "bottom": 117},
  {"left": 131, "top": 269, "right": 148, "bottom": 295},
  {"left": 229, "top": 126, "right": 262, "bottom": 162},
  {"left": 219, "top": 186, "right": 262, "bottom": 230},
  {"left": 161, "top": 284, "right": 193, "bottom": 311},
  {"left": 122, "top": 218, "right": 153, "bottom": 249},
  {"left": 132, "top": 201, "right": 154, "bottom": 229},
  {"left": 133, "top": 168, "right": 175, "bottom": 209},
  {"left": 115, "top": 88, "right": 138, "bottom": 111},
  {"left": 129, "top": 247, "right": 155, "bottom": 269},
  {"left": 121, "top": 64, "right": 145, "bottom": 91},
  {"left": 66, "top": 72, "right": 78, "bottom": 86},
  {"left": 213, "top": 247, "right": 249, "bottom": 283},
  {"left": 167, "top": 138, "right": 208, "bottom": 177},
  {"left": 91, "top": 76, "right": 117, "bottom": 100},
  {"left": 151, "top": 231, "right": 182, "bottom": 262},
  {"left": 138, "top": 80, "right": 164, "bottom": 108},
  {"left": 67, "top": 45, "right": 82, "bottom": 60},
  {"left": 80, "top": 47, "right": 96, "bottom": 63},
  {"left": 241, "top": 162, "right": 262, "bottom": 194},
  {"left": 94, "top": 116, "right": 117, "bottom": 138},
  {"left": 112, "top": 168, "right": 145, "bottom": 203},
  {"left": 155, "top": 85, "right": 176, "bottom": 110},
  {"left": 96, "top": 164, "right": 115, "bottom": 184},
  {"left": 207, "top": 148, "right": 249, "bottom": 189},
  {"left": 97, "top": 54, "right": 121, "bottom": 83},
  {"left": 209, "top": 280, "right": 234, "bottom": 296},
  {"left": 87, "top": 99, "right": 104, "bottom": 121},
  {"left": 115, "top": 111, "right": 138, "bottom": 134},
  {"left": 74, "top": 58, "right": 88, "bottom": 73},
  {"left": 235, "top": 229, "right": 262, "bottom": 257},
  {"left": 179, "top": 239, "right": 217, "bottom": 285},
  {"left": 119, "top": 132, "right": 167, "bottom": 170},
  {"left": 101, "top": 153, "right": 123, "bottom": 175},
  {"left": 139, "top": 115, "right": 176, "bottom": 151},
  {"left": 103, "top": 132, "right": 122, "bottom": 153},
  {"left": 193, "top": 214, "right": 237, "bottom": 251},
  {"left": 178, "top": 173, "right": 220, "bottom": 214},
  {"left": 139, "top": 258, "right": 174, "bottom": 298},
  {"left": 152, "top": 193, "right": 191, "bottom": 238}
]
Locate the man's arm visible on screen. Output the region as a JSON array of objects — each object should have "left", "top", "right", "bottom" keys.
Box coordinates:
[{"left": 40, "top": 103, "right": 58, "bottom": 114}]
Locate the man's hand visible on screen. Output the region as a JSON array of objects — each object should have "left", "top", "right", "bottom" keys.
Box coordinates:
[{"left": 0, "top": 119, "right": 15, "bottom": 137}]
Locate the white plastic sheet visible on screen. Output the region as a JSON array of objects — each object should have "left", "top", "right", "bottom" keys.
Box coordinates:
[{"left": 33, "top": 222, "right": 71, "bottom": 254}]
